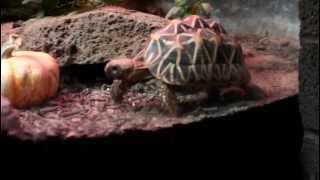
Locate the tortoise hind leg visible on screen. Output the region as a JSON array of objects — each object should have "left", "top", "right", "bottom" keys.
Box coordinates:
[
  {"left": 177, "top": 90, "right": 209, "bottom": 105},
  {"left": 217, "top": 83, "right": 266, "bottom": 102},
  {"left": 219, "top": 86, "right": 247, "bottom": 98},
  {"left": 240, "top": 83, "right": 266, "bottom": 101}
]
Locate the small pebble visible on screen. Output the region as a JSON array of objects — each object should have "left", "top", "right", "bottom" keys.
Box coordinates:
[
  {"left": 71, "top": 118, "right": 81, "bottom": 123},
  {"left": 107, "top": 109, "right": 114, "bottom": 114},
  {"left": 97, "top": 103, "right": 105, "bottom": 112},
  {"left": 66, "top": 131, "right": 78, "bottom": 138}
]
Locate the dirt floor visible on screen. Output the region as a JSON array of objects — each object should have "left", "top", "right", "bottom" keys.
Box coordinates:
[{"left": 9, "top": 35, "right": 300, "bottom": 140}]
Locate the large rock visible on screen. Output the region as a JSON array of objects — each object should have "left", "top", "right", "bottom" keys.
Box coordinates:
[
  {"left": 1, "top": 6, "right": 168, "bottom": 66},
  {"left": 210, "top": 0, "right": 300, "bottom": 41}
]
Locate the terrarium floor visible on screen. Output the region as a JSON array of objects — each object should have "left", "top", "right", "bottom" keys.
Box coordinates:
[{"left": 14, "top": 35, "right": 300, "bottom": 140}]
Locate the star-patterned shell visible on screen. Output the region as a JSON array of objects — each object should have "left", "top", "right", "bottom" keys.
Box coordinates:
[
  {"left": 183, "top": 15, "right": 227, "bottom": 34},
  {"left": 142, "top": 16, "right": 250, "bottom": 86}
]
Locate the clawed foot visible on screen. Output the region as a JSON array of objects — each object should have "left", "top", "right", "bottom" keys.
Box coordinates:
[
  {"left": 1, "top": 34, "right": 22, "bottom": 59},
  {"left": 110, "top": 80, "right": 128, "bottom": 104},
  {"left": 159, "top": 82, "right": 180, "bottom": 116}
]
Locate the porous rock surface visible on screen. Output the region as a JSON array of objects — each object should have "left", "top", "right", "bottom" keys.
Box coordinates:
[{"left": 2, "top": 6, "right": 168, "bottom": 66}]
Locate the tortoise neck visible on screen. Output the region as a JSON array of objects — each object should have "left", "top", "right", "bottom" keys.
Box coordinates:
[{"left": 133, "top": 49, "right": 145, "bottom": 61}]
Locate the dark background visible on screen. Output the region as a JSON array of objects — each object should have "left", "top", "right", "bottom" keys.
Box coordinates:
[{"left": 1, "top": 96, "right": 304, "bottom": 179}]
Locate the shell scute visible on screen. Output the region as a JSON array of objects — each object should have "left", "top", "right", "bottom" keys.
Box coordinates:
[{"left": 143, "top": 15, "right": 249, "bottom": 86}]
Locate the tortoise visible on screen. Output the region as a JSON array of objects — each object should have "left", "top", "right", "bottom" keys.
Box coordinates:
[{"left": 104, "top": 15, "right": 251, "bottom": 114}]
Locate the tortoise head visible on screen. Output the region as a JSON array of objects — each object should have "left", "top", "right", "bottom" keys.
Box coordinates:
[{"left": 104, "top": 58, "right": 135, "bottom": 80}]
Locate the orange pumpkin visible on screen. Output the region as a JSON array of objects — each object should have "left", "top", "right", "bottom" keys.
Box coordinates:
[{"left": 1, "top": 50, "right": 60, "bottom": 108}]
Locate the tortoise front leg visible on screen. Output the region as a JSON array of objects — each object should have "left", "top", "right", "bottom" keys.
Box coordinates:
[
  {"left": 158, "top": 82, "right": 179, "bottom": 115},
  {"left": 110, "top": 80, "right": 130, "bottom": 104}
]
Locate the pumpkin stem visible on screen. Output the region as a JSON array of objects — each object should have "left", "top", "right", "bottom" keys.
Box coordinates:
[
  {"left": 1, "top": 45, "right": 15, "bottom": 59},
  {"left": 1, "top": 34, "right": 22, "bottom": 60}
]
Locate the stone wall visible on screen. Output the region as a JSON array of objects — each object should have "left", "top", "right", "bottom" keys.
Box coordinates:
[
  {"left": 210, "top": 0, "right": 300, "bottom": 40},
  {"left": 204, "top": 1, "right": 319, "bottom": 178},
  {"left": 299, "top": 0, "right": 319, "bottom": 180},
  {"left": 207, "top": 0, "right": 318, "bottom": 179},
  {"left": 157, "top": 0, "right": 301, "bottom": 40}
]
